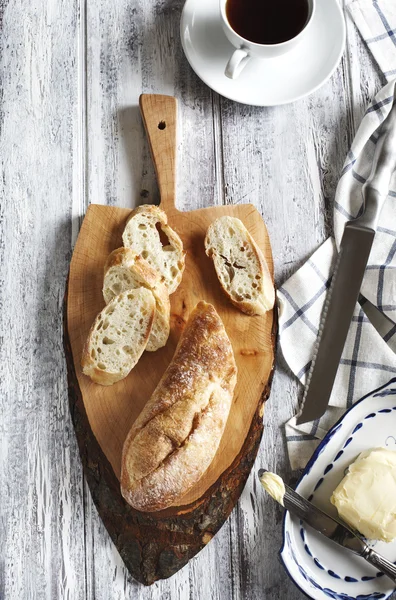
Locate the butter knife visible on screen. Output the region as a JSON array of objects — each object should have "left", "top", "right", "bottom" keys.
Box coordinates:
[
  {"left": 297, "top": 95, "right": 396, "bottom": 425},
  {"left": 258, "top": 469, "right": 396, "bottom": 584}
]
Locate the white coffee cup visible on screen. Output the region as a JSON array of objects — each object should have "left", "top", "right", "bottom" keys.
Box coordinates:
[{"left": 220, "top": 0, "right": 316, "bottom": 79}]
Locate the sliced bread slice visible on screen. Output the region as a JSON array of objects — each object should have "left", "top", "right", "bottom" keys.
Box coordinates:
[
  {"left": 122, "top": 204, "right": 185, "bottom": 294},
  {"left": 204, "top": 216, "right": 275, "bottom": 316},
  {"left": 81, "top": 288, "right": 155, "bottom": 385},
  {"left": 103, "top": 247, "right": 170, "bottom": 352}
]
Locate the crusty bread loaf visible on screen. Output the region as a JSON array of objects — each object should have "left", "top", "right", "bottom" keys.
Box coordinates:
[
  {"left": 122, "top": 204, "right": 185, "bottom": 294},
  {"left": 103, "top": 248, "right": 170, "bottom": 352},
  {"left": 121, "top": 301, "right": 237, "bottom": 512},
  {"left": 81, "top": 288, "right": 155, "bottom": 386},
  {"left": 204, "top": 216, "right": 275, "bottom": 316}
]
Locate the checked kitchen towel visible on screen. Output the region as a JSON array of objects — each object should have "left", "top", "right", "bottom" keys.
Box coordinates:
[{"left": 278, "top": 0, "right": 396, "bottom": 470}]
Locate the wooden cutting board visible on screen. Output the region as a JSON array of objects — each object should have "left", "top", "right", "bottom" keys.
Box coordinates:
[{"left": 64, "top": 94, "right": 276, "bottom": 585}]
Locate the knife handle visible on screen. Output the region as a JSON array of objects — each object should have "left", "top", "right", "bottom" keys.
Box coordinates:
[
  {"left": 357, "top": 97, "right": 396, "bottom": 231},
  {"left": 363, "top": 547, "right": 396, "bottom": 584}
]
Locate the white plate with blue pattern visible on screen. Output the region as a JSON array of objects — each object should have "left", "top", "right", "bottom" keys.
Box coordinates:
[{"left": 281, "top": 378, "right": 396, "bottom": 600}]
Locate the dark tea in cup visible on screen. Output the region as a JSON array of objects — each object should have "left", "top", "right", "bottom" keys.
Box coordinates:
[{"left": 226, "top": 0, "right": 310, "bottom": 45}]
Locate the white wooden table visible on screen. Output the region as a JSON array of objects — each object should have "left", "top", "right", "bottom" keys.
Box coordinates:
[{"left": 1, "top": 1, "right": 390, "bottom": 598}]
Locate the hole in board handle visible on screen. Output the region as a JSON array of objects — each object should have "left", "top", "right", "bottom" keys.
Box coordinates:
[{"left": 158, "top": 121, "right": 166, "bottom": 130}]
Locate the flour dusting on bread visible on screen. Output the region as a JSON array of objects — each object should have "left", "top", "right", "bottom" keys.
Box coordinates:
[{"left": 121, "top": 301, "right": 237, "bottom": 512}]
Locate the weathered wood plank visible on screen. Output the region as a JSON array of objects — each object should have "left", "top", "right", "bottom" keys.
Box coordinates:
[
  {"left": 0, "top": 1, "right": 87, "bottom": 599},
  {"left": 85, "top": 0, "right": 219, "bottom": 213},
  {"left": 242, "top": 6, "right": 386, "bottom": 599},
  {"left": 215, "top": 49, "right": 353, "bottom": 600},
  {"left": 83, "top": 0, "right": 232, "bottom": 596}
]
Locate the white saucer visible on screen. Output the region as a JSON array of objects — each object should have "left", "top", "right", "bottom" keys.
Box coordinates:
[{"left": 180, "top": 0, "right": 346, "bottom": 106}]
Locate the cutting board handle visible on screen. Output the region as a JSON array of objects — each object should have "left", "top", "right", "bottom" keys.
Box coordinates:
[{"left": 139, "top": 94, "right": 178, "bottom": 213}]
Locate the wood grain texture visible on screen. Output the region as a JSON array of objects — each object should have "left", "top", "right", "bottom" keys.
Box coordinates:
[
  {"left": 65, "top": 95, "right": 276, "bottom": 575},
  {"left": 65, "top": 285, "right": 274, "bottom": 584},
  {"left": 0, "top": 1, "right": 86, "bottom": 599},
  {"left": 67, "top": 198, "right": 275, "bottom": 492},
  {"left": 140, "top": 94, "right": 177, "bottom": 212},
  {"left": 1, "top": 0, "right": 391, "bottom": 597}
]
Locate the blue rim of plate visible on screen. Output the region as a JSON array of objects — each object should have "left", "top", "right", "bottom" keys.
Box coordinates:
[{"left": 279, "top": 376, "right": 396, "bottom": 600}]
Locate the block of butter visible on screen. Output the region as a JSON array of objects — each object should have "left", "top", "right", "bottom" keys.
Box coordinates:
[
  {"left": 259, "top": 471, "right": 285, "bottom": 506},
  {"left": 331, "top": 447, "right": 396, "bottom": 542}
]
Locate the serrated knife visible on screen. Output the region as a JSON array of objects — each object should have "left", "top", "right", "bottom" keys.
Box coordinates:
[
  {"left": 258, "top": 469, "right": 396, "bottom": 583},
  {"left": 297, "top": 96, "right": 396, "bottom": 425}
]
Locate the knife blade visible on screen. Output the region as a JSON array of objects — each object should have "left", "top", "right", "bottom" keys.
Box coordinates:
[
  {"left": 297, "top": 96, "right": 396, "bottom": 425},
  {"left": 258, "top": 469, "right": 396, "bottom": 583}
]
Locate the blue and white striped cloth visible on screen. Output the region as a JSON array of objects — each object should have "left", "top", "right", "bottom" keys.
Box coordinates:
[{"left": 278, "top": 0, "right": 396, "bottom": 470}]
